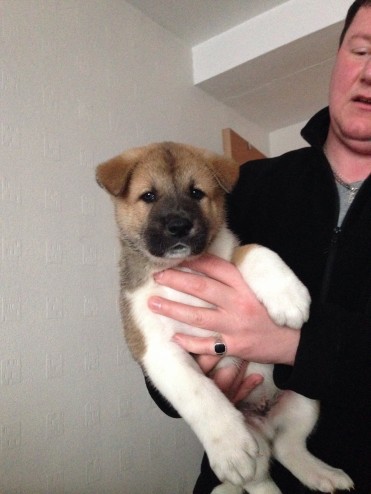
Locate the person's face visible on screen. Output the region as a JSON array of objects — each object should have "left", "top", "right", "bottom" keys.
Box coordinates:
[{"left": 328, "top": 6, "right": 371, "bottom": 154}]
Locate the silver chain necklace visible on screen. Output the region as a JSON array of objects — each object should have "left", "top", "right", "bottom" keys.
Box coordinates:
[
  {"left": 323, "top": 144, "right": 366, "bottom": 204},
  {"left": 332, "top": 169, "right": 361, "bottom": 204}
]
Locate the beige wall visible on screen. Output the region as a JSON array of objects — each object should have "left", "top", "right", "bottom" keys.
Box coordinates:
[
  {"left": 0, "top": 1, "right": 268, "bottom": 492},
  {"left": 269, "top": 120, "right": 309, "bottom": 157}
]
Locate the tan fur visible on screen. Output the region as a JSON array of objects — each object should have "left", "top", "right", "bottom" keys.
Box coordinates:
[
  {"left": 120, "top": 297, "right": 146, "bottom": 361},
  {"left": 97, "top": 143, "right": 354, "bottom": 492},
  {"left": 96, "top": 142, "right": 239, "bottom": 196},
  {"left": 96, "top": 142, "right": 239, "bottom": 363},
  {"left": 232, "top": 244, "right": 258, "bottom": 267}
]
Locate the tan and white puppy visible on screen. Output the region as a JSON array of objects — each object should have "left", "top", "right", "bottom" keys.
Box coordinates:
[{"left": 96, "top": 142, "right": 353, "bottom": 494}]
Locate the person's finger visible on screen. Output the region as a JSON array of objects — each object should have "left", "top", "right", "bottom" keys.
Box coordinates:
[
  {"left": 222, "top": 361, "right": 249, "bottom": 399},
  {"left": 212, "top": 361, "right": 248, "bottom": 398},
  {"left": 232, "top": 373, "right": 264, "bottom": 404},
  {"left": 182, "top": 254, "right": 242, "bottom": 286},
  {"left": 195, "top": 354, "right": 221, "bottom": 374},
  {"left": 154, "top": 267, "right": 235, "bottom": 308},
  {"left": 212, "top": 364, "right": 240, "bottom": 395},
  {"left": 148, "top": 296, "right": 218, "bottom": 329},
  {"left": 172, "top": 333, "right": 223, "bottom": 355}
]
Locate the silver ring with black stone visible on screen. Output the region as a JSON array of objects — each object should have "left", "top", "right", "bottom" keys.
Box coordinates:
[{"left": 214, "top": 339, "right": 227, "bottom": 356}]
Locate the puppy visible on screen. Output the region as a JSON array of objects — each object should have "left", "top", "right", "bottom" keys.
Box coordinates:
[{"left": 96, "top": 142, "right": 353, "bottom": 494}]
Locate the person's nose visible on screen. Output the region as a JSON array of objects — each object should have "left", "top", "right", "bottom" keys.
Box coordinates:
[{"left": 361, "top": 56, "right": 371, "bottom": 84}]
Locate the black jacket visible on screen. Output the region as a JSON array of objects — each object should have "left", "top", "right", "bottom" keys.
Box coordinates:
[{"left": 147, "top": 108, "right": 371, "bottom": 493}]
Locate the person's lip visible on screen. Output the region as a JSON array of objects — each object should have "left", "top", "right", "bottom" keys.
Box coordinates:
[{"left": 352, "top": 94, "right": 371, "bottom": 106}]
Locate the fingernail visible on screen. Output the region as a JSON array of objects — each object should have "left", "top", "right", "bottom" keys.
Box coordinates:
[
  {"left": 153, "top": 271, "right": 164, "bottom": 283},
  {"left": 148, "top": 297, "right": 162, "bottom": 311},
  {"left": 252, "top": 375, "right": 264, "bottom": 386}
]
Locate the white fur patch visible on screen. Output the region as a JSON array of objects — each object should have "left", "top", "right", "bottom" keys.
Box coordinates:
[{"left": 127, "top": 232, "right": 353, "bottom": 491}]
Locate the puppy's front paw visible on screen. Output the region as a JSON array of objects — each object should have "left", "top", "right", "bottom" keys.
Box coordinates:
[
  {"left": 237, "top": 245, "right": 311, "bottom": 330},
  {"left": 206, "top": 422, "right": 259, "bottom": 486},
  {"left": 263, "top": 276, "right": 311, "bottom": 330}
]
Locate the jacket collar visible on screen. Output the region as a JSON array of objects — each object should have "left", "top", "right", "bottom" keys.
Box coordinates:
[
  {"left": 301, "top": 108, "right": 371, "bottom": 189},
  {"left": 301, "top": 107, "right": 330, "bottom": 151}
]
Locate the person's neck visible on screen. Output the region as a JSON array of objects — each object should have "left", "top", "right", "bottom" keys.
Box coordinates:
[{"left": 324, "top": 130, "right": 371, "bottom": 184}]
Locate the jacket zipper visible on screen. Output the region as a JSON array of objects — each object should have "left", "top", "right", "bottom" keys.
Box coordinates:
[
  {"left": 320, "top": 226, "right": 342, "bottom": 303},
  {"left": 321, "top": 174, "right": 368, "bottom": 302},
  {"left": 320, "top": 163, "right": 342, "bottom": 304}
]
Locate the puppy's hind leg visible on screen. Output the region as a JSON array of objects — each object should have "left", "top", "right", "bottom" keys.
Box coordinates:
[
  {"left": 272, "top": 393, "right": 354, "bottom": 492},
  {"left": 212, "top": 480, "right": 281, "bottom": 494},
  {"left": 243, "top": 480, "right": 282, "bottom": 494},
  {"left": 242, "top": 429, "right": 282, "bottom": 494},
  {"left": 211, "top": 482, "right": 242, "bottom": 494}
]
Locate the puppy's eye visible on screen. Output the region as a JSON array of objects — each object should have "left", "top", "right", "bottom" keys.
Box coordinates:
[
  {"left": 190, "top": 188, "right": 205, "bottom": 201},
  {"left": 140, "top": 191, "right": 157, "bottom": 203}
]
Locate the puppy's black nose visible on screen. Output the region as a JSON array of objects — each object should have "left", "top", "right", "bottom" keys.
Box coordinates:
[{"left": 166, "top": 216, "right": 193, "bottom": 237}]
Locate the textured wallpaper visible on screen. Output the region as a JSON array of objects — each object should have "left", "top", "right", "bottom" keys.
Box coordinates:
[{"left": 0, "top": 1, "right": 260, "bottom": 492}]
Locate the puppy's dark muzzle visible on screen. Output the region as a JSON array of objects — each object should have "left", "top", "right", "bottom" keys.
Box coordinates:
[
  {"left": 145, "top": 200, "right": 209, "bottom": 259},
  {"left": 166, "top": 215, "right": 193, "bottom": 238}
]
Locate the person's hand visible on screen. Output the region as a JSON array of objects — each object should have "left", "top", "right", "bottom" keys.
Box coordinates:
[
  {"left": 148, "top": 254, "right": 300, "bottom": 365},
  {"left": 195, "top": 354, "right": 264, "bottom": 404}
]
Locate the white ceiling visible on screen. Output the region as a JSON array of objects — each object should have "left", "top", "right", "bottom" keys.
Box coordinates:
[
  {"left": 126, "top": 0, "right": 290, "bottom": 45},
  {"left": 126, "top": 0, "right": 351, "bottom": 131}
]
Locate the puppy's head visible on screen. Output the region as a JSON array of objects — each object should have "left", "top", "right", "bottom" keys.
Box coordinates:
[{"left": 96, "top": 142, "right": 239, "bottom": 264}]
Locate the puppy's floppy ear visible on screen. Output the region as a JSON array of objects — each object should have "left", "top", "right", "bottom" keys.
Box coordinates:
[
  {"left": 206, "top": 154, "right": 240, "bottom": 193},
  {"left": 96, "top": 154, "right": 133, "bottom": 196}
]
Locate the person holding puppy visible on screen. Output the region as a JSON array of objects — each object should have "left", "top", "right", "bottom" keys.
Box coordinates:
[{"left": 147, "top": 1, "right": 371, "bottom": 492}]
